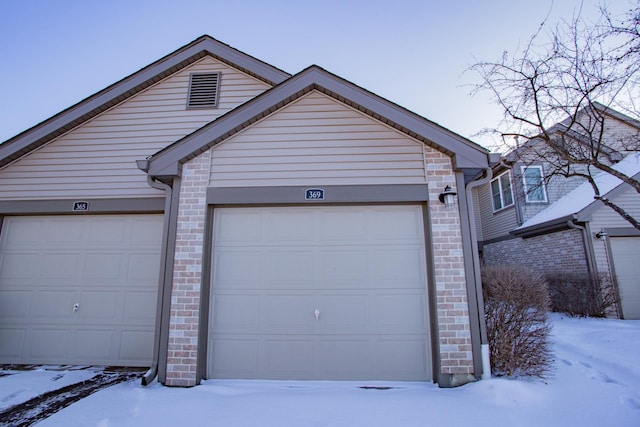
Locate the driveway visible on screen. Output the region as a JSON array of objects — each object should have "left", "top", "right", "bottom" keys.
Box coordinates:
[{"left": 0, "top": 365, "right": 143, "bottom": 426}]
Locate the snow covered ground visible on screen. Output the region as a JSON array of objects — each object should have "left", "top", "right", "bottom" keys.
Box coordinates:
[{"left": 4, "top": 314, "right": 639, "bottom": 426}]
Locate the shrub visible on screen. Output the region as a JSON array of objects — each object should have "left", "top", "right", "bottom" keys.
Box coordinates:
[
  {"left": 546, "top": 272, "right": 620, "bottom": 318},
  {"left": 482, "top": 265, "right": 552, "bottom": 378}
]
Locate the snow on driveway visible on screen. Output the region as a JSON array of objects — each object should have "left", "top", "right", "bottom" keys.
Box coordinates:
[
  {"left": 0, "top": 368, "right": 97, "bottom": 412},
  {"left": 14, "top": 315, "right": 640, "bottom": 426}
]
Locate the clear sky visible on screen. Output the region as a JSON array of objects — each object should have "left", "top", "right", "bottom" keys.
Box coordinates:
[{"left": 0, "top": 0, "right": 633, "bottom": 148}]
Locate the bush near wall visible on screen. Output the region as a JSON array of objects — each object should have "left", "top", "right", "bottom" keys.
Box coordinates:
[
  {"left": 546, "top": 272, "right": 620, "bottom": 318},
  {"left": 482, "top": 265, "right": 552, "bottom": 378}
]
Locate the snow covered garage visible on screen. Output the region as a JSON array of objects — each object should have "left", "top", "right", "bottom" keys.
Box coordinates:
[
  {"left": 142, "top": 58, "right": 492, "bottom": 387},
  {"left": 0, "top": 36, "right": 491, "bottom": 387}
]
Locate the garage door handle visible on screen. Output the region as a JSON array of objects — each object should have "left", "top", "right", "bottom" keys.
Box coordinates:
[
  {"left": 314, "top": 309, "right": 320, "bottom": 321},
  {"left": 73, "top": 303, "right": 80, "bottom": 312}
]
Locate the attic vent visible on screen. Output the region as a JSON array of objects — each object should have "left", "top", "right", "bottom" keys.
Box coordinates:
[{"left": 187, "top": 72, "right": 221, "bottom": 108}]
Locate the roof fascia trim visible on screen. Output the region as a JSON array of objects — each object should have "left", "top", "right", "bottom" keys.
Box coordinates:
[{"left": 512, "top": 214, "right": 577, "bottom": 238}]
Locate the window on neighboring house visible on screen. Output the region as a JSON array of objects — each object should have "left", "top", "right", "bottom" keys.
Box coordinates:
[
  {"left": 521, "top": 165, "right": 548, "bottom": 203},
  {"left": 187, "top": 72, "right": 221, "bottom": 108},
  {"left": 491, "top": 171, "right": 514, "bottom": 212}
]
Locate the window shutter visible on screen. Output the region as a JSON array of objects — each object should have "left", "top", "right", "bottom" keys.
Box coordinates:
[{"left": 187, "top": 72, "right": 221, "bottom": 108}]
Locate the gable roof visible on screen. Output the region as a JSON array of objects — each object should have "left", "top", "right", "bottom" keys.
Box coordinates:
[
  {"left": 0, "top": 35, "right": 291, "bottom": 169},
  {"left": 501, "top": 102, "right": 640, "bottom": 166},
  {"left": 514, "top": 153, "right": 640, "bottom": 236},
  {"left": 143, "top": 65, "right": 489, "bottom": 179}
]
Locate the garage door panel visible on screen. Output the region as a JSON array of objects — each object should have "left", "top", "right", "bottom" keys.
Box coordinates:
[
  {"left": 123, "top": 291, "right": 158, "bottom": 324},
  {"left": 265, "top": 339, "right": 314, "bottom": 377},
  {"left": 213, "top": 251, "right": 261, "bottom": 285},
  {"left": 317, "top": 210, "right": 367, "bottom": 241},
  {"left": 84, "top": 254, "right": 123, "bottom": 281},
  {"left": 78, "top": 291, "right": 120, "bottom": 322},
  {"left": 212, "top": 294, "right": 261, "bottom": 332},
  {"left": 377, "top": 338, "right": 429, "bottom": 379},
  {"left": 28, "top": 329, "right": 71, "bottom": 359},
  {"left": 266, "top": 250, "right": 314, "bottom": 285},
  {"left": 209, "top": 205, "right": 431, "bottom": 381},
  {"left": 128, "top": 253, "right": 162, "bottom": 281},
  {"left": 321, "top": 250, "right": 369, "bottom": 281},
  {"left": 0, "top": 290, "right": 31, "bottom": 318},
  {"left": 211, "top": 338, "right": 260, "bottom": 378},
  {"left": 74, "top": 329, "right": 115, "bottom": 360},
  {"left": 41, "top": 253, "right": 79, "bottom": 280},
  {"left": 318, "top": 294, "right": 369, "bottom": 332},
  {"left": 0, "top": 329, "right": 25, "bottom": 359},
  {"left": 265, "top": 294, "right": 316, "bottom": 332},
  {"left": 267, "top": 211, "right": 314, "bottom": 241},
  {"left": 45, "top": 219, "right": 84, "bottom": 246},
  {"left": 318, "top": 340, "right": 372, "bottom": 378},
  {"left": 87, "top": 219, "right": 128, "bottom": 246},
  {"left": 0, "top": 253, "right": 40, "bottom": 279},
  {"left": 372, "top": 209, "right": 423, "bottom": 240},
  {"left": 32, "top": 291, "right": 76, "bottom": 320},
  {"left": 0, "top": 214, "right": 162, "bottom": 366},
  {"left": 215, "top": 211, "right": 261, "bottom": 242},
  {"left": 130, "top": 217, "right": 164, "bottom": 246},
  {"left": 0, "top": 219, "right": 44, "bottom": 247},
  {"left": 375, "top": 293, "right": 427, "bottom": 332},
  {"left": 120, "top": 330, "right": 154, "bottom": 361},
  {"left": 374, "top": 249, "right": 425, "bottom": 281}
]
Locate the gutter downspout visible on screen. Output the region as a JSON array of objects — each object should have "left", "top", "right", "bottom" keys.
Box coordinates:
[
  {"left": 465, "top": 167, "right": 493, "bottom": 380},
  {"left": 141, "top": 174, "right": 173, "bottom": 386},
  {"left": 566, "top": 219, "right": 597, "bottom": 279}
]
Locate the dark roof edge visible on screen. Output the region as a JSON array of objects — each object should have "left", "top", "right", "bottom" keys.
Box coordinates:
[
  {"left": 0, "top": 35, "right": 291, "bottom": 168},
  {"left": 147, "top": 65, "right": 490, "bottom": 177},
  {"left": 511, "top": 214, "right": 576, "bottom": 238}
]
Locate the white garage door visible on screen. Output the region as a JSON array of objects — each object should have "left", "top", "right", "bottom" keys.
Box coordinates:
[
  {"left": 208, "top": 205, "right": 431, "bottom": 381},
  {"left": 610, "top": 237, "right": 640, "bottom": 320},
  {"left": 0, "top": 214, "right": 162, "bottom": 366}
]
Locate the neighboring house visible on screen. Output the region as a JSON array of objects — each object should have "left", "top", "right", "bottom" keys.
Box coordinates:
[
  {"left": 0, "top": 36, "right": 492, "bottom": 388},
  {"left": 475, "top": 104, "right": 640, "bottom": 319}
]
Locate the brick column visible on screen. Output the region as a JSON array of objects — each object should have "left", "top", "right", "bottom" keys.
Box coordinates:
[
  {"left": 425, "top": 150, "right": 475, "bottom": 382},
  {"left": 165, "top": 151, "right": 210, "bottom": 387}
]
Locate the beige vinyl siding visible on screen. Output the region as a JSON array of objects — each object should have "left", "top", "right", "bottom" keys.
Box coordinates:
[
  {"left": 477, "top": 182, "right": 519, "bottom": 242},
  {"left": 209, "top": 91, "right": 427, "bottom": 187},
  {"left": 602, "top": 118, "right": 640, "bottom": 153},
  {"left": 0, "top": 57, "right": 272, "bottom": 200},
  {"left": 590, "top": 187, "right": 640, "bottom": 274}
]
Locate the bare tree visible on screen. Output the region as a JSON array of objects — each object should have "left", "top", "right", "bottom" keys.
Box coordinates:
[{"left": 470, "top": 2, "right": 640, "bottom": 230}]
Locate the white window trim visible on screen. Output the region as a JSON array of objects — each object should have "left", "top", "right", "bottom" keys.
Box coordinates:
[
  {"left": 521, "top": 165, "right": 548, "bottom": 203},
  {"left": 491, "top": 170, "right": 514, "bottom": 212}
]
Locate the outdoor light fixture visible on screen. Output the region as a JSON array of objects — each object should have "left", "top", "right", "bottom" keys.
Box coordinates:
[
  {"left": 595, "top": 228, "right": 608, "bottom": 241},
  {"left": 438, "top": 185, "right": 457, "bottom": 207}
]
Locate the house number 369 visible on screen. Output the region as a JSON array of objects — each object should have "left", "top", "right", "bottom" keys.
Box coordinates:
[{"left": 305, "top": 188, "right": 325, "bottom": 200}]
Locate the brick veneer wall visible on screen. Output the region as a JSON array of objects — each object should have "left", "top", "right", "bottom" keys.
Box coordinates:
[
  {"left": 164, "top": 148, "right": 476, "bottom": 386},
  {"left": 425, "top": 150, "right": 474, "bottom": 378},
  {"left": 482, "top": 229, "right": 588, "bottom": 276},
  {"left": 165, "top": 151, "right": 211, "bottom": 387}
]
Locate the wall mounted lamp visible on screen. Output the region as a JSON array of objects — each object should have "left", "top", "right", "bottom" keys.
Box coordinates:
[
  {"left": 438, "top": 185, "right": 457, "bottom": 207},
  {"left": 595, "top": 228, "right": 608, "bottom": 241}
]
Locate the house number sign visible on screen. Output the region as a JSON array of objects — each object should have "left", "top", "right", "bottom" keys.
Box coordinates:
[
  {"left": 72, "top": 201, "right": 89, "bottom": 212},
  {"left": 305, "top": 188, "right": 325, "bottom": 200}
]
